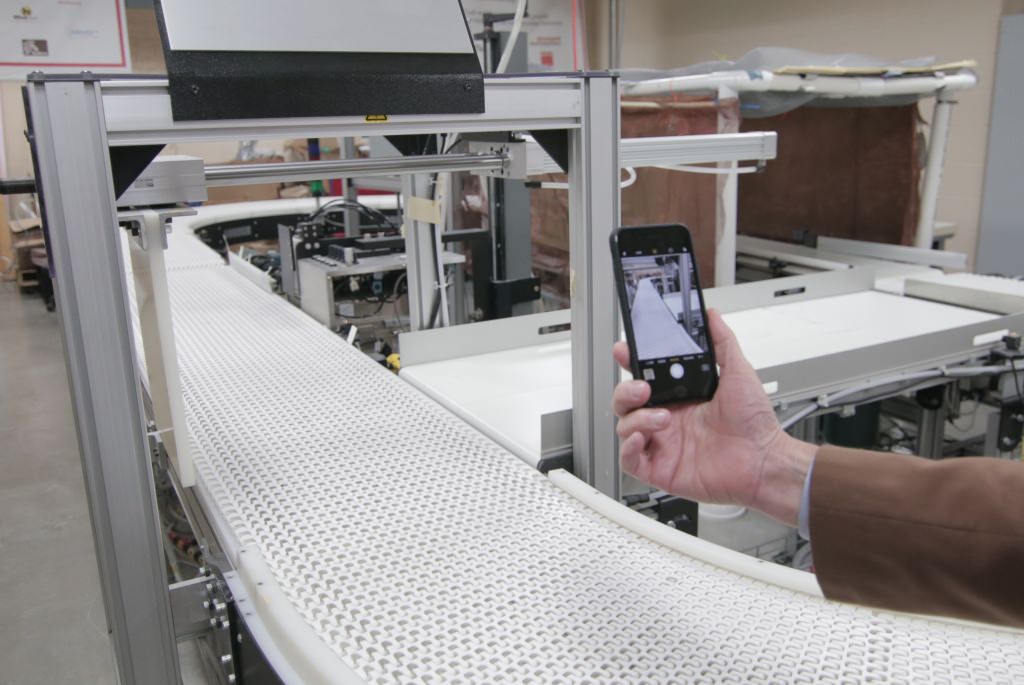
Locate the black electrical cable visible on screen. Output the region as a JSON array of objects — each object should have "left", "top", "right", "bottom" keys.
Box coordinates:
[
  {"left": 427, "top": 290, "right": 442, "bottom": 328},
  {"left": 1010, "top": 358, "right": 1024, "bottom": 405},
  {"left": 303, "top": 198, "right": 398, "bottom": 231}
]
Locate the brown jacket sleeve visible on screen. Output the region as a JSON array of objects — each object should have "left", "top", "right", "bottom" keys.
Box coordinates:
[{"left": 809, "top": 444, "right": 1024, "bottom": 628}]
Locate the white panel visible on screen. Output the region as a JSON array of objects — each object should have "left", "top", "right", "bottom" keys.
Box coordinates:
[
  {"left": 162, "top": 0, "right": 475, "bottom": 54},
  {"left": 403, "top": 291, "right": 999, "bottom": 466},
  {"left": 725, "top": 291, "right": 996, "bottom": 371},
  {"left": 977, "top": 14, "right": 1024, "bottom": 277}
]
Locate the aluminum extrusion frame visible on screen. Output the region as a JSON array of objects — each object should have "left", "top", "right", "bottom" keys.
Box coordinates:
[{"left": 27, "top": 72, "right": 621, "bottom": 682}]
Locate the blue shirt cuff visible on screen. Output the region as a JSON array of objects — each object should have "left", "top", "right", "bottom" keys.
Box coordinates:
[{"left": 797, "top": 456, "right": 816, "bottom": 541}]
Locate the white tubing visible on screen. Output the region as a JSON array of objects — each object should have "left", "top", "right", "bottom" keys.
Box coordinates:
[
  {"left": 656, "top": 163, "right": 761, "bottom": 175},
  {"left": 541, "top": 166, "right": 639, "bottom": 190},
  {"left": 780, "top": 364, "right": 1015, "bottom": 429},
  {"left": 915, "top": 93, "right": 955, "bottom": 249},
  {"left": 495, "top": 0, "right": 527, "bottom": 74},
  {"left": 547, "top": 469, "right": 824, "bottom": 597},
  {"left": 621, "top": 166, "right": 637, "bottom": 188}
]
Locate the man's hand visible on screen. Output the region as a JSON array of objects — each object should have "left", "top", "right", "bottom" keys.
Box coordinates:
[{"left": 612, "top": 309, "right": 816, "bottom": 526}]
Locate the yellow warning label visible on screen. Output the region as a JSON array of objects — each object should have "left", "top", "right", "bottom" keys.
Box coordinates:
[{"left": 365, "top": 114, "right": 388, "bottom": 123}]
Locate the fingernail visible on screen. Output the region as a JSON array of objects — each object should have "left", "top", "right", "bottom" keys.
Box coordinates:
[{"left": 654, "top": 411, "right": 670, "bottom": 428}]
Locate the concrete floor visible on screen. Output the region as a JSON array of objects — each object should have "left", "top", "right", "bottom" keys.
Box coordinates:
[
  {"left": 0, "top": 282, "right": 119, "bottom": 683},
  {"left": 0, "top": 283, "right": 211, "bottom": 684}
]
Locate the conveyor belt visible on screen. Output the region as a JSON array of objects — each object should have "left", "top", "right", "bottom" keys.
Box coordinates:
[{"left": 153, "top": 226, "right": 1024, "bottom": 684}]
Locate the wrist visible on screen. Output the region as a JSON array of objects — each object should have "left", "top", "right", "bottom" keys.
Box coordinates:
[{"left": 750, "top": 432, "right": 817, "bottom": 527}]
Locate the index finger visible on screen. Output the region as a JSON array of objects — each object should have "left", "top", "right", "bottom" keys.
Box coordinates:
[{"left": 613, "top": 341, "right": 631, "bottom": 372}]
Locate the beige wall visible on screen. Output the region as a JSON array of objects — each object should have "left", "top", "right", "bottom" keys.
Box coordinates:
[
  {"left": 0, "top": 9, "right": 283, "bottom": 206},
  {"left": 1, "top": 2, "right": 1013, "bottom": 267},
  {"left": 588, "top": 0, "right": 1016, "bottom": 266}
]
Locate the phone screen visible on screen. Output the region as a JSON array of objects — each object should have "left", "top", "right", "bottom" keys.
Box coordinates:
[{"left": 612, "top": 224, "right": 717, "bottom": 404}]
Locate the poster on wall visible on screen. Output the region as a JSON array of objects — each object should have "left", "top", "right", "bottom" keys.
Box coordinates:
[
  {"left": 461, "top": 0, "right": 587, "bottom": 73},
  {"left": 0, "top": 0, "right": 130, "bottom": 81}
]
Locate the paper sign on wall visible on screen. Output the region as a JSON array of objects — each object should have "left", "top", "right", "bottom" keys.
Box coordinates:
[
  {"left": 0, "top": 0, "right": 130, "bottom": 81},
  {"left": 461, "top": 0, "right": 586, "bottom": 72}
]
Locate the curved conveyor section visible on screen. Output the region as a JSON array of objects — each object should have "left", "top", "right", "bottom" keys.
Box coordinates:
[{"left": 150, "top": 203, "right": 1023, "bottom": 684}]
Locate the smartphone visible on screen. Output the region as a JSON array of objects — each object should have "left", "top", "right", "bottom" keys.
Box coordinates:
[{"left": 610, "top": 223, "right": 718, "bottom": 405}]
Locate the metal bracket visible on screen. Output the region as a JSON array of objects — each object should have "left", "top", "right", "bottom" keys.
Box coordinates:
[
  {"left": 168, "top": 567, "right": 240, "bottom": 683},
  {"left": 996, "top": 400, "right": 1024, "bottom": 452},
  {"left": 538, "top": 409, "right": 574, "bottom": 474},
  {"left": 467, "top": 140, "right": 526, "bottom": 179},
  {"left": 491, "top": 276, "right": 541, "bottom": 318},
  {"left": 655, "top": 496, "right": 699, "bottom": 536},
  {"left": 119, "top": 205, "right": 197, "bottom": 251},
  {"left": 169, "top": 572, "right": 223, "bottom": 641}
]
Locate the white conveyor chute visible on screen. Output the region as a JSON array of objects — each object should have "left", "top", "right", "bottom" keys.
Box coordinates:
[
  {"left": 622, "top": 69, "right": 978, "bottom": 99},
  {"left": 149, "top": 221, "right": 1023, "bottom": 683},
  {"left": 622, "top": 65, "right": 977, "bottom": 256}
]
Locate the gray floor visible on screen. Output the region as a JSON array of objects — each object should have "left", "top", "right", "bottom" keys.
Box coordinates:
[
  {"left": 0, "top": 281, "right": 119, "bottom": 683},
  {"left": 0, "top": 282, "right": 214, "bottom": 684}
]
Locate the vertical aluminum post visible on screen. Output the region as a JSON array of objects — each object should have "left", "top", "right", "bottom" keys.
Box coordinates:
[
  {"left": 917, "top": 404, "right": 948, "bottom": 459},
  {"left": 714, "top": 85, "right": 739, "bottom": 287},
  {"left": 608, "top": 0, "right": 622, "bottom": 70},
  {"left": 569, "top": 75, "right": 622, "bottom": 499},
  {"left": 915, "top": 90, "right": 955, "bottom": 249},
  {"left": 341, "top": 137, "right": 361, "bottom": 234},
  {"left": 25, "top": 77, "right": 182, "bottom": 685},
  {"left": 402, "top": 173, "right": 438, "bottom": 330}
]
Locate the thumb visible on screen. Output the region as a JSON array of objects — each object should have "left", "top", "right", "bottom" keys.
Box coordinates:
[{"left": 707, "top": 308, "right": 749, "bottom": 372}]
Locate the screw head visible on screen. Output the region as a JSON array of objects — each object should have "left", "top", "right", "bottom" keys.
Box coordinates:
[{"left": 190, "top": 84, "right": 200, "bottom": 95}]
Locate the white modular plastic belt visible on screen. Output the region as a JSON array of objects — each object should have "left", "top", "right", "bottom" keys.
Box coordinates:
[{"left": 150, "top": 227, "right": 1024, "bottom": 684}]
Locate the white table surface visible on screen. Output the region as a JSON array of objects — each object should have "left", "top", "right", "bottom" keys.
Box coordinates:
[{"left": 402, "top": 290, "right": 999, "bottom": 464}]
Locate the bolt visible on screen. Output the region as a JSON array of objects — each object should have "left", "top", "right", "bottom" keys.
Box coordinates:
[
  {"left": 220, "top": 654, "right": 232, "bottom": 664},
  {"left": 190, "top": 84, "right": 200, "bottom": 95},
  {"left": 464, "top": 82, "right": 473, "bottom": 91},
  {"left": 203, "top": 600, "right": 211, "bottom": 610}
]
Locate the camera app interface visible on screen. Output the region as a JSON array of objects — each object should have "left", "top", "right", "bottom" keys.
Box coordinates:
[{"left": 621, "top": 249, "right": 709, "bottom": 374}]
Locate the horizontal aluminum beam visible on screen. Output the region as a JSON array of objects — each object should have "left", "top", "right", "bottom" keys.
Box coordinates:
[
  {"left": 527, "top": 132, "right": 777, "bottom": 175},
  {"left": 205, "top": 152, "right": 506, "bottom": 187},
  {"left": 817, "top": 236, "right": 967, "bottom": 270},
  {"left": 100, "top": 76, "right": 585, "bottom": 147}
]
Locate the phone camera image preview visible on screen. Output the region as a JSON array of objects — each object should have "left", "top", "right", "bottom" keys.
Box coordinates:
[{"left": 621, "top": 251, "right": 709, "bottom": 362}]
